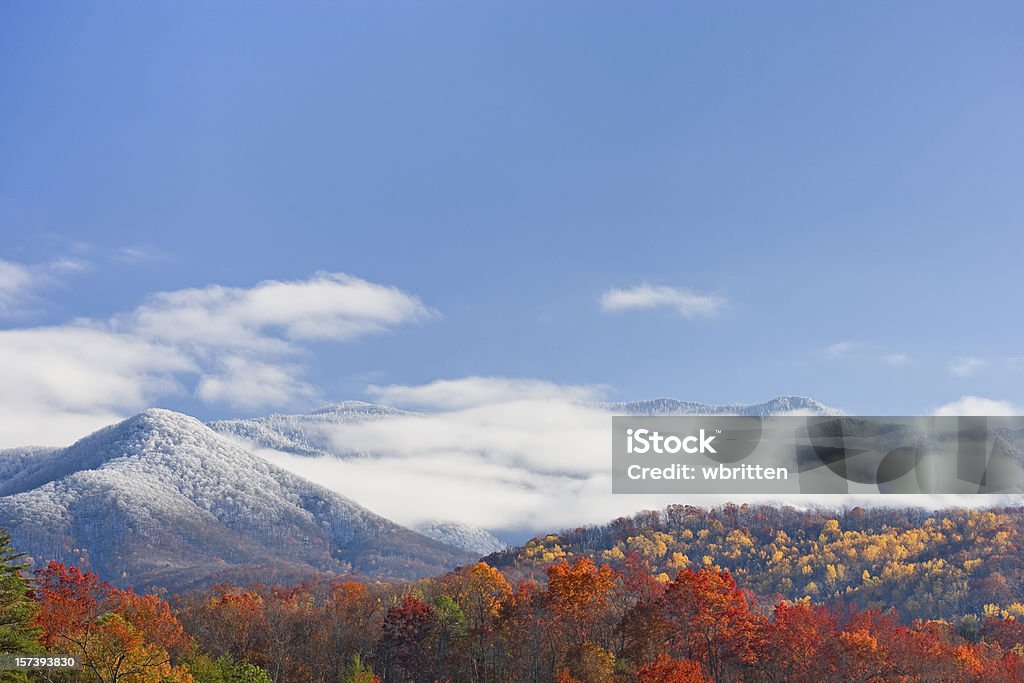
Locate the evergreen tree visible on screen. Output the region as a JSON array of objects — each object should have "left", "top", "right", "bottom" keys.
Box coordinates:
[
  {"left": 187, "top": 653, "right": 273, "bottom": 683},
  {"left": 339, "top": 654, "right": 380, "bottom": 683},
  {"left": 0, "top": 528, "right": 41, "bottom": 683}
]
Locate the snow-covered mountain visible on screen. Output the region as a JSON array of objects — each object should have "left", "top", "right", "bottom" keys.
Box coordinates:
[
  {"left": 600, "top": 395, "right": 842, "bottom": 417},
  {"left": 0, "top": 446, "right": 59, "bottom": 484},
  {"left": 209, "top": 401, "right": 415, "bottom": 457},
  {"left": 210, "top": 396, "right": 841, "bottom": 458},
  {"left": 0, "top": 409, "right": 475, "bottom": 591},
  {"left": 414, "top": 521, "right": 507, "bottom": 556},
  {"left": 203, "top": 396, "right": 840, "bottom": 545}
]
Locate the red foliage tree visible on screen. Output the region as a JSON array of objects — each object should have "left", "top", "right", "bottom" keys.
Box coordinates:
[
  {"left": 33, "top": 561, "right": 108, "bottom": 648},
  {"left": 636, "top": 654, "right": 711, "bottom": 683},
  {"left": 380, "top": 595, "right": 436, "bottom": 683},
  {"left": 980, "top": 615, "right": 1024, "bottom": 651},
  {"left": 33, "top": 562, "right": 191, "bottom": 682},
  {"left": 757, "top": 602, "right": 839, "bottom": 683},
  {"left": 658, "top": 568, "right": 762, "bottom": 683}
]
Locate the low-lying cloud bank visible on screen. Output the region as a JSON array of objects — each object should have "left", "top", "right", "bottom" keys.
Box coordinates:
[
  {"left": 932, "top": 396, "right": 1023, "bottom": 416},
  {"left": 253, "top": 377, "right": 1024, "bottom": 535}
]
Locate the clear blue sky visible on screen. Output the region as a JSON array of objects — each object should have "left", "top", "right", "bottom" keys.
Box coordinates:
[{"left": 2, "top": 1, "right": 1023, "bottom": 422}]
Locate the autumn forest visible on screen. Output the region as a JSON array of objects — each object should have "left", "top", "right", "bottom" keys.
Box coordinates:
[{"left": 4, "top": 505, "right": 1024, "bottom": 682}]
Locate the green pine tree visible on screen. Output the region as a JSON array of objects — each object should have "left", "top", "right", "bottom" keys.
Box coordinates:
[
  {"left": 339, "top": 654, "right": 379, "bottom": 683},
  {"left": 0, "top": 528, "right": 41, "bottom": 683},
  {"left": 186, "top": 653, "right": 273, "bottom": 683}
]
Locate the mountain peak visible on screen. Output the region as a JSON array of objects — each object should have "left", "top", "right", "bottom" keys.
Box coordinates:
[
  {"left": 73, "top": 408, "right": 230, "bottom": 463},
  {"left": 121, "top": 407, "right": 209, "bottom": 432},
  {"left": 0, "top": 408, "right": 475, "bottom": 590},
  {"left": 0, "top": 407, "right": 251, "bottom": 499}
]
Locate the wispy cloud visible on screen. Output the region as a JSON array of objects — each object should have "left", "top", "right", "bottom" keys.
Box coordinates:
[
  {"left": 933, "top": 396, "right": 1021, "bottom": 416},
  {"left": 367, "top": 376, "right": 607, "bottom": 411},
  {"left": 28, "top": 237, "right": 167, "bottom": 267},
  {"left": 822, "top": 341, "right": 909, "bottom": 366},
  {"left": 0, "top": 257, "right": 88, "bottom": 318},
  {"left": 0, "top": 273, "right": 435, "bottom": 447},
  {"left": 112, "top": 246, "right": 165, "bottom": 264},
  {"left": 949, "top": 356, "right": 988, "bottom": 378},
  {"left": 823, "top": 340, "right": 861, "bottom": 360},
  {"left": 600, "top": 284, "right": 726, "bottom": 319},
  {"left": 120, "top": 272, "right": 437, "bottom": 351}
]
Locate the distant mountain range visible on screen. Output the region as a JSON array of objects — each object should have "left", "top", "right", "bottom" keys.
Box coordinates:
[
  {"left": 600, "top": 395, "right": 842, "bottom": 416},
  {"left": 209, "top": 401, "right": 417, "bottom": 458},
  {"left": 0, "top": 396, "right": 839, "bottom": 591},
  {"left": 208, "top": 395, "right": 842, "bottom": 458}
]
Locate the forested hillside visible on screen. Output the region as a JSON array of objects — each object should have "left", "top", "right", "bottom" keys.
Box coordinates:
[
  {"left": 13, "top": 556, "right": 1024, "bottom": 682},
  {"left": 484, "top": 504, "right": 1024, "bottom": 622},
  {"left": 5, "top": 507, "right": 1024, "bottom": 681}
]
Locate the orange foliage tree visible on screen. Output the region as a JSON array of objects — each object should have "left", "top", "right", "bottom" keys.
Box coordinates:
[
  {"left": 33, "top": 561, "right": 192, "bottom": 682},
  {"left": 658, "top": 568, "right": 763, "bottom": 683}
]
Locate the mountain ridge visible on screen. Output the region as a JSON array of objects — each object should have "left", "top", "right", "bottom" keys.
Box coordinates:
[
  {"left": 207, "top": 395, "right": 843, "bottom": 458},
  {"left": 600, "top": 395, "right": 842, "bottom": 416},
  {"left": 0, "top": 408, "right": 475, "bottom": 592}
]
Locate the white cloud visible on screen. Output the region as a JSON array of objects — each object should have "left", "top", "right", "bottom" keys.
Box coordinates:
[
  {"left": 823, "top": 341, "right": 861, "bottom": 360},
  {"left": 0, "top": 257, "right": 88, "bottom": 318},
  {"left": 251, "top": 377, "right": 1016, "bottom": 534},
  {"left": 0, "top": 326, "right": 194, "bottom": 447},
  {"left": 195, "top": 357, "right": 317, "bottom": 411},
  {"left": 367, "top": 376, "right": 607, "bottom": 410},
  {"left": 600, "top": 284, "right": 726, "bottom": 319},
  {"left": 933, "top": 396, "right": 1022, "bottom": 416},
  {"left": 112, "top": 246, "right": 163, "bottom": 264},
  {"left": 949, "top": 356, "right": 988, "bottom": 378},
  {"left": 1008, "top": 358, "right": 1024, "bottom": 371},
  {"left": 0, "top": 273, "right": 434, "bottom": 447},
  {"left": 881, "top": 353, "right": 911, "bottom": 366},
  {"left": 239, "top": 376, "right": 615, "bottom": 529},
  {"left": 254, "top": 389, "right": 620, "bottom": 530},
  {"left": 121, "top": 273, "right": 436, "bottom": 352},
  {"left": 0, "top": 260, "right": 36, "bottom": 312},
  {"left": 271, "top": 435, "right": 1013, "bottom": 532}
]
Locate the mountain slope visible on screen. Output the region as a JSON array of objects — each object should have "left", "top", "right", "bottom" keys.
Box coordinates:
[
  {"left": 0, "top": 409, "right": 475, "bottom": 591},
  {"left": 482, "top": 503, "right": 1024, "bottom": 622},
  {"left": 209, "top": 401, "right": 415, "bottom": 457},
  {"left": 209, "top": 396, "right": 842, "bottom": 458},
  {"left": 414, "top": 521, "right": 506, "bottom": 555}
]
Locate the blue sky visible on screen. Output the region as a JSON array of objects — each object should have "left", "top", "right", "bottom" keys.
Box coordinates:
[{"left": 2, "top": 1, "right": 1023, "bottom": 445}]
